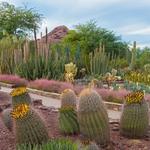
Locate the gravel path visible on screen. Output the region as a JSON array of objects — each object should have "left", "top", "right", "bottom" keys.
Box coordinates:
[{"left": 0, "top": 118, "right": 15, "bottom": 150}]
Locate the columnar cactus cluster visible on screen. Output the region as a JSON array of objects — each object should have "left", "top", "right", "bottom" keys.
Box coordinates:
[
  {"left": 59, "top": 89, "right": 79, "bottom": 134},
  {"left": 120, "top": 90, "right": 149, "bottom": 138},
  {"left": 78, "top": 88, "right": 110, "bottom": 146},
  {"left": 10, "top": 87, "right": 49, "bottom": 145}
]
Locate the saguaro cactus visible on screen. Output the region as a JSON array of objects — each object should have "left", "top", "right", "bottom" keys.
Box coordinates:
[
  {"left": 78, "top": 88, "right": 110, "bottom": 146},
  {"left": 120, "top": 91, "right": 149, "bottom": 138}
]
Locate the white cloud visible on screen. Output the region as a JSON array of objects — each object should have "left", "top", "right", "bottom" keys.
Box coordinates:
[{"left": 116, "top": 24, "right": 150, "bottom": 35}]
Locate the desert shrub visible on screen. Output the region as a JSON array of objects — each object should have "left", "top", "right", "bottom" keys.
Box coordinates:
[
  {"left": 0, "top": 74, "right": 27, "bottom": 86},
  {"left": 28, "top": 79, "right": 73, "bottom": 93}
]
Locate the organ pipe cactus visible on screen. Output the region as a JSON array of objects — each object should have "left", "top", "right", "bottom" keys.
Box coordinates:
[
  {"left": 120, "top": 91, "right": 149, "bottom": 138},
  {"left": 59, "top": 89, "right": 79, "bottom": 134},
  {"left": 11, "top": 104, "right": 48, "bottom": 145},
  {"left": 78, "top": 88, "right": 110, "bottom": 146}
]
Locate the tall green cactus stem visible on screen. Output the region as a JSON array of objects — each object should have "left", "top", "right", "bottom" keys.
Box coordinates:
[
  {"left": 2, "top": 108, "right": 13, "bottom": 131},
  {"left": 15, "top": 108, "right": 49, "bottom": 145},
  {"left": 60, "top": 89, "right": 77, "bottom": 108},
  {"left": 59, "top": 89, "right": 79, "bottom": 134},
  {"left": 120, "top": 101, "right": 149, "bottom": 138},
  {"left": 11, "top": 87, "right": 32, "bottom": 108},
  {"left": 78, "top": 88, "right": 110, "bottom": 146},
  {"left": 129, "top": 41, "right": 136, "bottom": 70}
]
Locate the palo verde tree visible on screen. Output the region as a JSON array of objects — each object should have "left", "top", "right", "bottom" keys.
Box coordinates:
[{"left": 0, "top": 2, "right": 43, "bottom": 39}]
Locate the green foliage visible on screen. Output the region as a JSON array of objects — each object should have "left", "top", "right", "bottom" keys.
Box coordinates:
[
  {"left": 0, "top": 2, "right": 42, "bottom": 38},
  {"left": 62, "top": 20, "right": 129, "bottom": 58},
  {"left": 124, "top": 81, "right": 150, "bottom": 94},
  {"left": 1, "top": 108, "right": 13, "bottom": 131},
  {"left": 16, "top": 139, "right": 78, "bottom": 150},
  {"left": 78, "top": 88, "right": 110, "bottom": 146},
  {"left": 136, "top": 47, "right": 150, "bottom": 68},
  {"left": 0, "top": 35, "right": 23, "bottom": 74},
  {"left": 120, "top": 101, "right": 149, "bottom": 138},
  {"left": 15, "top": 109, "right": 49, "bottom": 145}
]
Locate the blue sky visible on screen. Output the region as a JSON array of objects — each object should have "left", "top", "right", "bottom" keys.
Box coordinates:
[{"left": 1, "top": 0, "right": 150, "bottom": 48}]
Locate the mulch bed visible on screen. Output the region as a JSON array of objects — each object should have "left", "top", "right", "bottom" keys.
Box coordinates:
[{"left": 0, "top": 91, "right": 150, "bottom": 150}]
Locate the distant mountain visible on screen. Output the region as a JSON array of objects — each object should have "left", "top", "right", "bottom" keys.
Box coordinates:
[{"left": 38, "top": 25, "right": 69, "bottom": 44}]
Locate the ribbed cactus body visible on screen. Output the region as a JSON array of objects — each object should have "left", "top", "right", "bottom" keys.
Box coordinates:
[
  {"left": 59, "top": 89, "right": 79, "bottom": 134},
  {"left": 120, "top": 101, "right": 149, "bottom": 138},
  {"left": 60, "top": 89, "right": 77, "bottom": 108},
  {"left": 12, "top": 92, "right": 32, "bottom": 107},
  {"left": 59, "top": 107, "right": 79, "bottom": 134},
  {"left": 15, "top": 109, "right": 48, "bottom": 145},
  {"left": 78, "top": 88, "right": 110, "bottom": 146},
  {"left": 2, "top": 108, "right": 13, "bottom": 131}
]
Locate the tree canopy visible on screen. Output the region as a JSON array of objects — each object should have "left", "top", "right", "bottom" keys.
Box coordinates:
[
  {"left": 0, "top": 2, "right": 42, "bottom": 38},
  {"left": 61, "top": 20, "right": 129, "bottom": 58}
]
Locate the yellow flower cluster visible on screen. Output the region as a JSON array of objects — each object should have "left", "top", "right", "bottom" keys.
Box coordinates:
[
  {"left": 11, "top": 104, "right": 29, "bottom": 119},
  {"left": 125, "top": 91, "right": 144, "bottom": 104},
  {"left": 10, "top": 87, "right": 27, "bottom": 97}
]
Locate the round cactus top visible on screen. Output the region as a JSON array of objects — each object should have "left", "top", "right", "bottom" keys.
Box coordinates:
[
  {"left": 61, "top": 89, "right": 77, "bottom": 108},
  {"left": 125, "top": 91, "right": 144, "bottom": 105},
  {"left": 10, "top": 87, "right": 27, "bottom": 97},
  {"left": 79, "top": 88, "right": 104, "bottom": 112},
  {"left": 11, "top": 103, "right": 29, "bottom": 119}
]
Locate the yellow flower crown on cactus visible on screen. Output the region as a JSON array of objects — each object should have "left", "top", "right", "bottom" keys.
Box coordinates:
[
  {"left": 11, "top": 104, "right": 29, "bottom": 119},
  {"left": 10, "top": 87, "right": 27, "bottom": 97},
  {"left": 125, "top": 91, "right": 144, "bottom": 104}
]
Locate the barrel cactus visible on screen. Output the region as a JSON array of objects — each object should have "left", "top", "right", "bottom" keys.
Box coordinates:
[
  {"left": 11, "top": 103, "right": 48, "bottom": 145},
  {"left": 120, "top": 90, "right": 149, "bottom": 138},
  {"left": 60, "top": 89, "right": 77, "bottom": 108},
  {"left": 2, "top": 108, "right": 13, "bottom": 131},
  {"left": 78, "top": 88, "right": 110, "bottom": 146},
  {"left": 10, "top": 87, "right": 32, "bottom": 107},
  {"left": 59, "top": 89, "right": 79, "bottom": 134}
]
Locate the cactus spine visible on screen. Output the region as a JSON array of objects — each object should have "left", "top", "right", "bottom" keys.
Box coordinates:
[
  {"left": 59, "top": 89, "right": 79, "bottom": 134},
  {"left": 78, "top": 88, "right": 110, "bottom": 146},
  {"left": 120, "top": 101, "right": 149, "bottom": 138},
  {"left": 11, "top": 87, "right": 32, "bottom": 107},
  {"left": 2, "top": 108, "right": 13, "bottom": 131},
  {"left": 12, "top": 105, "right": 49, "bottom": 145},
  {"left": 11, "top": 87, "right": 48, "bottom": 145}
]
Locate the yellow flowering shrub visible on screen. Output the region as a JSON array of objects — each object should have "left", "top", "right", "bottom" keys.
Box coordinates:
[
  {"left": 125, "top": 91, "right": 144, "bottom": 104},
  {"left": 11, "top": 104, "right": 29, "bottom": 119},
  {"left": 10, "top": 87, "right": 27, "bottom": 97}
]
